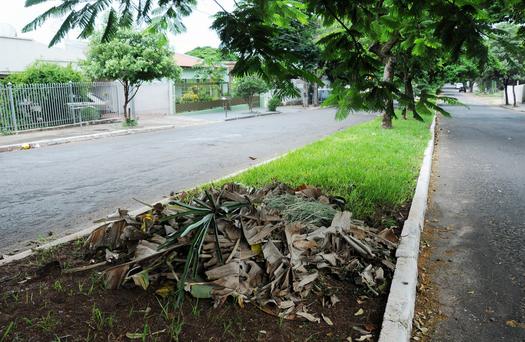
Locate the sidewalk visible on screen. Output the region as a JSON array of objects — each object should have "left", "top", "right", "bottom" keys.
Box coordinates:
[{"left": 0, "top": 114, "right": 217, "bottom": 153}]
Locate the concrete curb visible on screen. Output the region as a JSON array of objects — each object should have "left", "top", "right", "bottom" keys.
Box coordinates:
[
  {"left": 500, "top": 104, "right": 525, "bottom": 113},
  {"left": 0, "top": 124, "right": 188, "bottom": 153},
  {"left": 0, "top": 147, "right": 294, "bottom": 267},
  {"left": 225, "top": 111, "right": 280, "bottom": 121},
  {"left": 378, "top": 116, "right": 436, "bottom": 342}
]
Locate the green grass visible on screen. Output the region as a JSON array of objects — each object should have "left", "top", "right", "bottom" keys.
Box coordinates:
[{"left": 218, "top": 116, "right": 432, "bottom": 222}]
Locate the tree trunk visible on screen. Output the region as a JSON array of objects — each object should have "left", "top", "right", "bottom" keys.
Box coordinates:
[
  {"left": 247, "top": 95, "right": 253, "bottom": 112},
  {"left": 504, "top": 78, "right": 509, "bottom": 105},
  {"left": 512, "top": 83, "right": 517, "bottom": 107},
  {"left": 313, "top": 84, "right": 319, "bottom": 106},
  {"left": 302, "top": 80, "right": 308, "bottom": 107},
  {"left": 469, "top": 80, "right": 474, "bottom": 92},
  {"left": 402, "top": 107, "right": 407, "bottom": 120},
  {"left": 404, "top": 75, "right": 419, "bottom": 119},
  {"left": 123, "top": 81, "right": 129, "bottom": 121},
  {"left": 382, "top": 57, "right": 394, "bottom": 129}
]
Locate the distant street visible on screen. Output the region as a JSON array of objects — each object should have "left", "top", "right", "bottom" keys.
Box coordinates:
[
  {"left": 426, "top": 92, "right": 525, "bottom": 341},
  {"left": 0, "top": 108, "right": 373, "bottom": 254}
]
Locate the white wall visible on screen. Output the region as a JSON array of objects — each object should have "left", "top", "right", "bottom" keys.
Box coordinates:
[
  {"left": 0, "top": 36, "right": 86, "bottom": 75},
  {"left": 130, "top": 80, "right": 173, "bottom": 116},
  {"left": 504, "top": 84, "right": 524, "bottom": 104}
]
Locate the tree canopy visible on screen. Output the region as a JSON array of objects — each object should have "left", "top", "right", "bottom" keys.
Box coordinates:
[
  {"left": 186, "top": 46, "right": 236, "bottom": 61},
  {"left": 25, "top": 0, "right": 524, "bottom": 128},
  {"left": 83, "top": 29, "right": 180, "bottom": 121}
]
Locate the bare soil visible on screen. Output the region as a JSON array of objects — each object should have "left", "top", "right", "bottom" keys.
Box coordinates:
[{"left": 0, "top": 240, "right": 388, "bottom": 342}]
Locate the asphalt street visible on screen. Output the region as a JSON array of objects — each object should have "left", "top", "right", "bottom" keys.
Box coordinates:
[
  {"left": 0, "top": 108, "right": 372, "bottom": 255},
  {"left": 427, "top": 93, "right": 525, "bottom": 341}
]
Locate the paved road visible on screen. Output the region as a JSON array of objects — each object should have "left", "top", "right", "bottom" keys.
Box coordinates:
[
  {"left": 427, "top": 93, "right": 525, "bottom": 341},
  {"left": 0, "top": 108, "right": 372, "bottom": 255}
]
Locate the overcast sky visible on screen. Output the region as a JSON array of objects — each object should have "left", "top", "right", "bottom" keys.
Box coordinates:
[{"left": 0, "top": 0, "right": 235, "bottom": 53}]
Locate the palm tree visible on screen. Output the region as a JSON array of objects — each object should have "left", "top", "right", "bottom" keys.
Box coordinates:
[{"left": 23, "top": 0, "right": 196, "bottom": 47}]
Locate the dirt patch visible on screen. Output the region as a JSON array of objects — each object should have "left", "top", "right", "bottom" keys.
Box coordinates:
[
  {"left": 0, "top": 241, "right": 387, "bottom": 341},
  {"left": 411, "top": 222, "right": 447, "bottom": 341}
]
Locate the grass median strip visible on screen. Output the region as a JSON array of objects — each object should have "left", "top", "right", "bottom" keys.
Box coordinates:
[{"left": 220, "top": 115, "right": 432, "bottom": 222}]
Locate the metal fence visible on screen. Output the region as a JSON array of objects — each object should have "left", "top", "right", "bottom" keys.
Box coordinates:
[{"left": 0, "top": 81, "right": 120, "bottom": 133}]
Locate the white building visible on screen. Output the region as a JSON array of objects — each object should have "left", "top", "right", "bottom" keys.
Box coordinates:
[{"left": 0, "top": 23, "right": 87, "bottom": 77}]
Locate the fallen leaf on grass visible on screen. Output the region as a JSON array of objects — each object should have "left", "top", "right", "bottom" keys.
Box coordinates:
[
  {"left": 364, "top": 323, "right": 376, "bottom": 332},
  {"left": 155, "top": 283, "right": 175, "bottom": 298},
  {"left": 296, "top": 311, "right": 320, "bottom": 323},
  {"left": 506, "top": 320, "right": 525, "bottom": 328},
  {"left": 131, "top": 270, "right": 150, "bottom": 290},
  {"left": 126, "top": 332, "right": 145, "bottom": 339},
  {"left": 354, "top": 308, "right": 364, "bottom": 316},
  {"left": 330, "top": 294, "right": 340, "bottom": 306},
  {"left": 355, "top": 334, "right": 373, "bottom": 341},
  {"left": 321, "top": 314, "right": 334, "bottom": 326}
]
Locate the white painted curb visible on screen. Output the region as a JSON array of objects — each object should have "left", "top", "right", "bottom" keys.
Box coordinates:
[
  {"left": 0, "top": 146, "right": 294, "bottom": 267},
  {"left": 378, "top": 116, "right": 436, "bottom": 342}
]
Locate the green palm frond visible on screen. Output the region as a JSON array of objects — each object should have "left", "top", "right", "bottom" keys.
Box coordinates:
[
  {"left": 24, "top": 0, "right": 50, "bottom": 6},
  {"left": 48, "top": 10, "right": 78, "bottom": 47},
  {"left": 140, "top": 0, "right": 154, "bottom": 20},
  {"left": 22, "top": 0, "right": 79, "bottom": 34},
  {"left": 77, "top": 1, "right": 112, "bottom": 39},
  {"left": 24, "top": 0, "right": 197, "bottom": 46},
  {"left": 118, "top": 0, "right": 134, "bottom": 29},
  {"left": 101, "top": 9, "right": 119, "bottom": 43}
]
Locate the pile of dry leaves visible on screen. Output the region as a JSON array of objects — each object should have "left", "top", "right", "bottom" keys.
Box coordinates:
[{"left": 78, "top": 183, "right": 398, "bottom": 322}]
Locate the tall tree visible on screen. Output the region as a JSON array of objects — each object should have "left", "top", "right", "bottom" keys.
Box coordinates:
[
  {"left": 83, "top": 29, "right": 180, "bottom": 121},
  {"left": 484, "top": 23, "right": 525, "bottom": 105},
  {"left": 213, "top": 0, "right": 492, "bottom": 128}
]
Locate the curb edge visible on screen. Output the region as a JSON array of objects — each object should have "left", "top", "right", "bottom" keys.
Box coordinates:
[{"left": 378, "top": 116, "right": 436, "bottom": 342}]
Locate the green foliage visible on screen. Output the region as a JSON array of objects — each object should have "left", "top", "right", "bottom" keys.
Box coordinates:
[
  {"left": 83, "top": 29, "right": 180, "bottom": 119},
  {"left": 181, "top": 90, "right": 199, "bottom": 103},
  {"left": 212, "top": 0, "right": 501, "bottom": 127},
  {"left": 186, "top": 46, "right": 236, "bottom": 61},
  {"left": 186, "top": 47, "right": 229, "bottom": 83},
  {"left": 233, "top": 75, "right": 268, "bottom": 111},
  {"left": 83, "top": 29, "right": 180, "bottom": 85},
  {"left": 444, "top": 56, "right": 482, "bottom": 89},
  {"left": 267, "top": 96, "right": 281, "bottom": 111},
  {"left": 23, "top": 0, "right": 196, "bottom": 47},
  {"left": 160, "top": 192, "right": 249, "bottom": 306},
  {"left": 123, "top": 118, "right": 138, "bottom": 127},
  {"left": 79, "top": 107, "right": 100, "bottom": 121},
  {"left": 221, "top": 115, "right": 432, "bottom": 221},
  {"left": 3, "top": 62, "right": 83, "bottom": 85}
]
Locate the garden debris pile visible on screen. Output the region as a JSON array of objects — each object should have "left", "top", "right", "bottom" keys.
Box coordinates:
[{"left": 82, "top": 183, "right": 398, "bottom": 320}]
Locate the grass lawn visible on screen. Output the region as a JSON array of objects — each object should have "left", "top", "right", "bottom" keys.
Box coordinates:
[{"left": 218, "top": 116, "right": 432, "bottom": 223}]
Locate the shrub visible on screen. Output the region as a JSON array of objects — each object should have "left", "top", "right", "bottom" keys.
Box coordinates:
[
  {"left": 268, "top": 96, "right": 281, "bottom": 111},
  {"left": 182, "top": 91, "right": 199, "bottom": 102},
  {"left": 79, "top": 107, "right": 101, "bottom": 121},
  {"left": 3, "top": 62, "right": 84, "bottom": 85}
]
